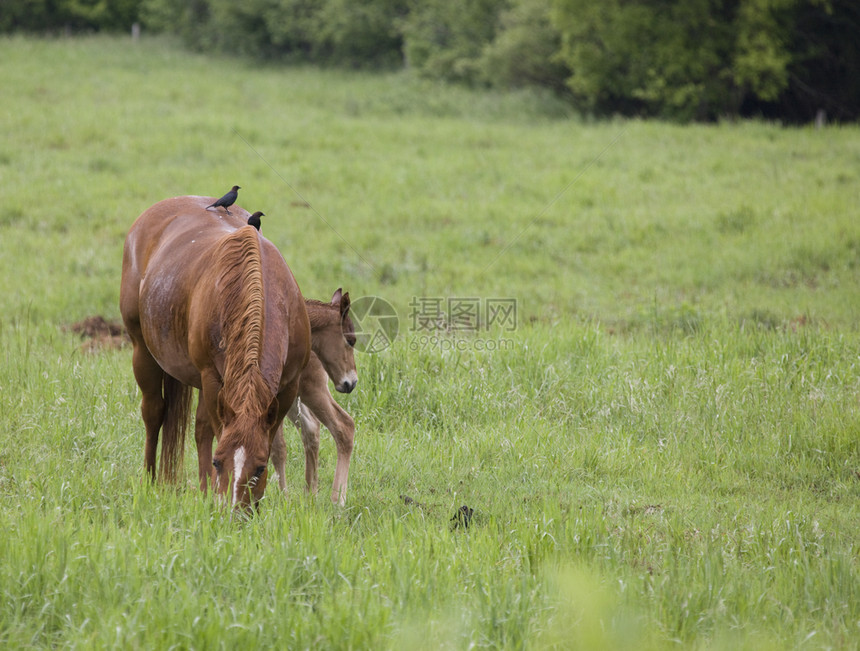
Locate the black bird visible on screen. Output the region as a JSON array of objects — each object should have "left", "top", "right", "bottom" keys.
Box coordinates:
[
  {"left": 450, "top": 505, "right": 474, "bottom": 530},
  {"left": 247, "top": 211, "right": 264, "bottom": 231},
  {"left": 206, "top": 185, "right": 240, "bottom": 215}
]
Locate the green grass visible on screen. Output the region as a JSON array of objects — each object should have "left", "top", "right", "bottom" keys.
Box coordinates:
[{"left": 1, "top": 35, "right": 859, "bottom": 649}]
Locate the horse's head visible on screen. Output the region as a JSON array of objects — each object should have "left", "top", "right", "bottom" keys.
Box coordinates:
[
  {"left": 211, "top": 397, "right": 279, "bottom": 511},
  {"left": 309, "top": 288, "right": 358, "bottom": 394}
]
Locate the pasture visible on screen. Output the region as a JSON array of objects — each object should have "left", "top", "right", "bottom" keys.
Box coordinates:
[{"left": 1, "top": 35, "right": 859, "bottom": 649}]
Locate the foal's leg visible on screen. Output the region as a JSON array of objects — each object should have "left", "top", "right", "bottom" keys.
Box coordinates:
[
  {"left": 131, "top": 342, "right": 166, "bottom": 481},
  {"left": 271, "top": 399, "right": 321, "bottom": 496},
  {"left": 296, "top": 400, "right": 321, "bottom": 497},
  {"left": 302, "top": 386, "right": 354, "bottom": 506},
  {"left": 267, "top": 381, "right": 306, "bottom": 498},
  {"left": 270, "top": 422, "right": 288, "bottom": 493}
]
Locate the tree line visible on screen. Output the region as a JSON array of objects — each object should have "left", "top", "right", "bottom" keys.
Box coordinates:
[{"left": 4, "top": 0, "right": 857, "bottom": 123}]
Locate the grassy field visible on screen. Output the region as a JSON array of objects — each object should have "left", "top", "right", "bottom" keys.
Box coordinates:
[{"left": 1, "top": 35, "right": 859, "bottom": 649}]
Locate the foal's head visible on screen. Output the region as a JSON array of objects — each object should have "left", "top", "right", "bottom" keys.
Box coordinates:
[{"left": 307, "top": 288, "right": 358, "bottom": 394}]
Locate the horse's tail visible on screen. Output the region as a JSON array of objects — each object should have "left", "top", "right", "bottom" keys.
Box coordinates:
[{"left": 159, "top": 374, "right": 192, "bottom": 483}]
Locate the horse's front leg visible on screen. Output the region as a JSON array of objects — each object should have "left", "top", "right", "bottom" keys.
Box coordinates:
[
  {"left": 193, "top": 396, "right": 215, "bottom": 492},
  {"left": 302, "top": 386, "right": 354, "bottom": 506},
  {"left": 325, "top": 401, "right": 354, "bottom": 506},
  {"left": 195, "top": 369, "right": 221, "bottom": 493}
]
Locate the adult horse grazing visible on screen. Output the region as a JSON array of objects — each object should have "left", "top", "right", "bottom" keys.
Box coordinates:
[
  {"left": 270, "top": 291, "right": 358, "bottom": 506},
  {"left": 120, "top": 195, "right": 311, "bottom": 511}
]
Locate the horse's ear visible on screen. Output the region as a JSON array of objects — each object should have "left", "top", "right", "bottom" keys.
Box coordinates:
[
  {"left": 340, "top": 291, "right": 350, "bottom": 317},
  {"left": 330, "top": 288, "right": 343, "bottom": 307},
  {"left": 265, "top": 397, "right": 280, "bottom": 429}
]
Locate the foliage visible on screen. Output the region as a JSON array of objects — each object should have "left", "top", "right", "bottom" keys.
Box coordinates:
[
  {"left": 315, "top": 0, "right": 408, "bottom": 68},
  {"left": 141, "top": 0, "right": 407, "bottom": 66},
  {"left": 399, "top": 0, "right": 506, "bottom": 83},
  {"left": 551, "top": 0, "right": 860, "bottom": 121},
  {"left": 0, "top": 0, "right": 142, "bottom": 32},
  {"left": 3, "top": 0, "right": 859, "bottom": 121},
  {"left": 478, "top": 0, "right": 570, "bottom": 91},
  {"left": 770, "top": 0, "right": 860, "bottom": 123},
  {"left": 732, "top": 0, "right": 793, "bottom": 102},
  {"left": 553, "top": 0, "right": 739, "bottom": 120}
]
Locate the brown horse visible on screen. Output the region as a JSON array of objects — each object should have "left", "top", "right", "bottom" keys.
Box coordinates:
[
  {"left": 120, "top": 195, "right": 311, "bottom": 510},
  {"left": 270, "top": 292, "right": 358, "bottom": 505}
]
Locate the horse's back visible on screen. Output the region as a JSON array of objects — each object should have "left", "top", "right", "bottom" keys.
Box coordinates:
[
  {"left": 120, "top": 195, "right": 309, "bottom": 389},
  {"left": 124, "top": 196, "right": 250, "bottom": 271},
  {"left": 123, "top": 197, "right": 230, "bottom": 329}
]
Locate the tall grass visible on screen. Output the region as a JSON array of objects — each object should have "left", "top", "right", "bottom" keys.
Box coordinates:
[{"left": 0, "top": 35, "right": 858, "bottom": 649}]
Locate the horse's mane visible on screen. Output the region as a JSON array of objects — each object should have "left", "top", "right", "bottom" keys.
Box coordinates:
[
  {"left": 304, "top": 299, "right": 337, "bottom": 331},
  {"left": 215, "top": 226, "right": 269, "bottom": 420}
]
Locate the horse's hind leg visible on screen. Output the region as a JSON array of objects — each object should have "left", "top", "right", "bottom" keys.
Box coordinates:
[
  {"left": 131, "top": 342, "right": 165, "bottom": 481},
  {"left": 270, "top": 421, "right": 288, "bottom": 493},
  {"left": 294, "top": 399, "right": 321, "bottom": 497},
  {"left": 271, "top": 399, "right": 320, "bottom": 496}
]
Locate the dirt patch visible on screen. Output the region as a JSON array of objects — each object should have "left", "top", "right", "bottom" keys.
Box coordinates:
[{"left": 64, "top": 316, "right": 130, "bottom": 353}]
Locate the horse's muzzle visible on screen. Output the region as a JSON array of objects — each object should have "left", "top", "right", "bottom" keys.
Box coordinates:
[{"left": 336, "top": 378, "right": 357, "bottom": 394}]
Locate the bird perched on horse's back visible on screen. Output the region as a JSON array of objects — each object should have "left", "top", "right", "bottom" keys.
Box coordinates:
[
  {"left": 248, "top": 211, "right": 264, "bottom": 231},
  {"left": 206, "top": 185, "right": 240, "bottom": 215}
]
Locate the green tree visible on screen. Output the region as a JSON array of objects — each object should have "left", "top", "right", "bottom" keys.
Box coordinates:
[
  {"left": 141, "top": 0, "right": 405, "bottom": 66},
  {"left": 552, "top": 0, "right": 738, "bottom": 120},
  {"left": 400, "top": 0, "right": 507, "bottom": 84},
  {"left": 732, "top": 0, "right": 793, "bottom": 101},
  {"left": 479, "top": 0, "right": 570, "bottom": 92},
  {"left": 315, "top": 0, "right": 407, "bottom": 67},
  {"left": 1, "top": 0, "right": 142, "bottom": 32},
  {"left": 552, "top": 0, "right": 859, "bottom": 122},
  {"left": 776, "top": 0, "right": 860, "bottom": 122}
]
